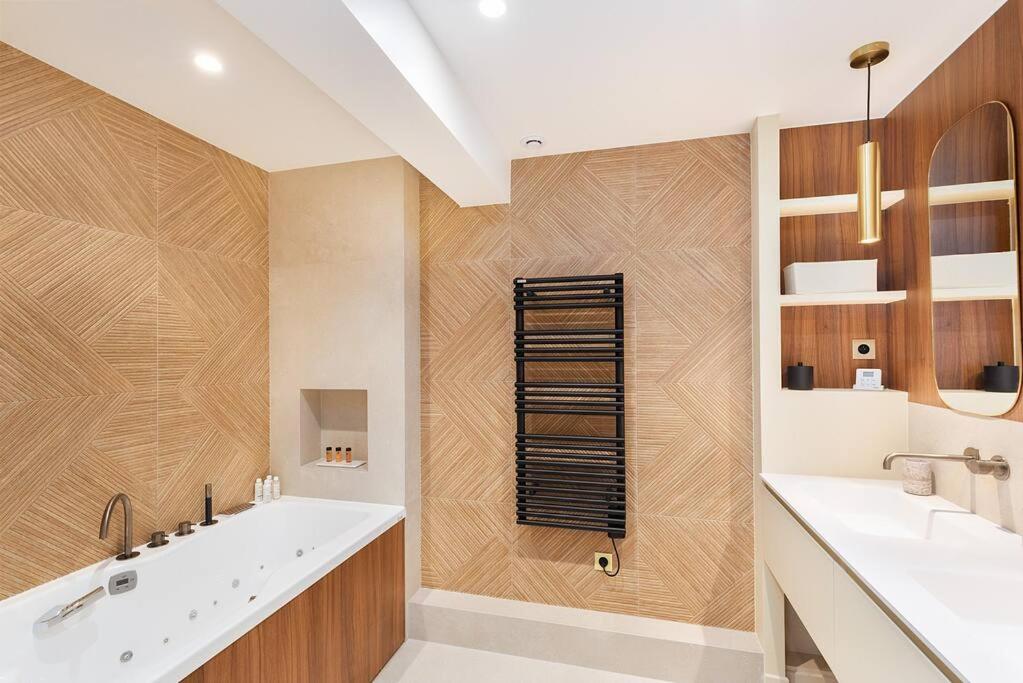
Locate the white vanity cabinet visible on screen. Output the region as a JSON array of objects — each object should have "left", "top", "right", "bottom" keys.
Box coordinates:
[{"left": 761, "top": 489, "right": 949, "bottom": 683}]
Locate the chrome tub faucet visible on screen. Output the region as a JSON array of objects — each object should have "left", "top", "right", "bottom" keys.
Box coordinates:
[
  {"left": 99, "top": 493, "right": 140, "bottom": 560},
  {"left": 883, "top": 447, "right": 1010, "bottom": 481}
]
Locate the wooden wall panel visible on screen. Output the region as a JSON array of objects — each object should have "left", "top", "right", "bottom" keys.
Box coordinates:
[
  {"left": 779, "top": 120, "right": 907, "bottom": 390},
  {"left": 780, "top": 120, "right": 903, "bottom": 291},
  {"left": 194, "top": 521, "right": 404, "bottom": 683},
  {"left": 420, "top": 136, "right": 754, "bottom": 629},
  {"left": 0, "top": 42, "right": 269, "bottom": 599},
  {"left": 884, "top": 0, "right": 1023, "bottom": 420},
  {"left": 781, "top": 304, "right": 893, "bottom": 389}
]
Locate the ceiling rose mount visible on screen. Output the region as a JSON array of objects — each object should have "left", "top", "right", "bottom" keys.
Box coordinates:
[{"left": 849, "top": 41, "right": 890, "bottom": 70}]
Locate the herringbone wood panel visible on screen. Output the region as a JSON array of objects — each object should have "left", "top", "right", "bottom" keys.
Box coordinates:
[
  {"left": 420, "top": 135, "right": 753, "bottom": 629},
  {"left": 0, "top": 42, "right": 268, "bottom": 599}
]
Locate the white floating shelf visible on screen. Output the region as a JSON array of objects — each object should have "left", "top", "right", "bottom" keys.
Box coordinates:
[
  {"left": 779, "top": 290, "right": 906, "bottom": 307},
  {"left": 780, "top": 190, "right": 905, "bottom": 218},
  {"left": 312, "top": 458, "right": 366, "bottom": 469},
  {"left": 782, "top": 388, "right": 908, "bottom": 396},
  {"left": 929, "top": 179, "right": 1014, "bottom": 207},
  {"left": 932, "top": 285, "right": 1018, "bottom": 302}
]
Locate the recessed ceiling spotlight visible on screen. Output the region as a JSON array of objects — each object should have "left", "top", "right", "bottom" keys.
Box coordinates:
[
  {"left": 520, "top": 135, "right": 544, "bottom": 150},
  {"left": 478, "top": 0, "right": 507, "bottom": 19},
  {"left": 193, "top": 52, "right": 224, "bottom": 75}
]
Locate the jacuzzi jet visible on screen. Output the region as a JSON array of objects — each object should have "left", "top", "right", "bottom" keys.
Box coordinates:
[
  {"left": 189, "top": 610, "right": 198, "bottom": 621},
  {"left": 163, "top": 637, "right": 169, "bottom": 645},
  {"left": 120, "top": 651, "right": 133, "bottom": 664},
  {"left": 213, "top": 600, "right": 218, "bottom": 606},
  {"left": 232, "top": 579, "right": 240, "bottom": 589},
  {"left": 296, "top": 549, "right": 303, "bottom": 557}
]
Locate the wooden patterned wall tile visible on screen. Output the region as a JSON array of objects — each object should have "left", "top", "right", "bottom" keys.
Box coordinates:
[
  {"left": 420, "top": 181, "right": 510, "bottom": 264},
  {"left": 0, "top": 395, "right": 126, "bottom": 535},
  {"left": 635, "top": 516, "right": 753, "bottom": 628},
  {"left": 0, "top": 42, "right": 101, "bottom": 141},
  {"left": 158, "top": 244, "right": 268, "bottom": 343},
  {"left": 0, "top": 267, "right": 134, "bottom": 402},
  {"left": 157, "top": 123, "right": 269, "bottom": 266},
  {"left": 91, "top": 289, "right": 158, "bottom": 392},
  {"left": 510, "top": 164, "right": 635, "bottom": 258},
  {"left": 0, "top": 105, "right": 157, "bottom": 238},
  {"left": 90, "top": 390, "right": 158, "bottom": 495},
  {"left": 420, "top": 134, "right": 753, "bottom": 629},
  {"left": 158, "top": 162, "right": 267, "bottom": 265},
  {"left": 0, "top": 446, "right": 158, "bottom": 597},
  {"left": 0, "top": 42, "right": 268, "bottom": 600},
  {"left": 155, "top": 387, "right": 210, "bottom": 484},
  {"left": 0, "top": 207, "right": 157, "bottom": 342}
]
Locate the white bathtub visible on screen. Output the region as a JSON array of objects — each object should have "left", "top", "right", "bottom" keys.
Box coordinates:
[{"left": 0, "top": 496, "right": 404, "bottom": 683}]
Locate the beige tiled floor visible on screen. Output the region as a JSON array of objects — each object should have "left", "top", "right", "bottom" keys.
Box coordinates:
[{"left": 375, "top": 640, "right": 669, "bottom": 682}]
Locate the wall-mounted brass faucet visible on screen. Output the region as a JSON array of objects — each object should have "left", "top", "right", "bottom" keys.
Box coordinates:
[
  {"left": 99, "top": 493, "right": 140, "bottom": 560},
  {"left": 883, "top": 447, "right": 1010, "bottom": 481}
]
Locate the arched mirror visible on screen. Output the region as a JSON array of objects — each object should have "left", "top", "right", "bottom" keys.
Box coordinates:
[{"left": 928, "top": 101, "right": 1020, "bottom": 416}]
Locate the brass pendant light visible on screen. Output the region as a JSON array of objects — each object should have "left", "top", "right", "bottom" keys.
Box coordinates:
[{"left": 849, "top": 41, "right": 890, "bottom": 244}]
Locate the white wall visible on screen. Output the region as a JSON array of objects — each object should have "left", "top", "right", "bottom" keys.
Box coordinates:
[
  {"left": 269, "top": 157, "right": 421, "bottom": 598},
  {"left": 909, "top": 402, "right": 1023, "bottom": 532},
  {"left": 752, "top": 115, "right": 908, "bottom": 681}
]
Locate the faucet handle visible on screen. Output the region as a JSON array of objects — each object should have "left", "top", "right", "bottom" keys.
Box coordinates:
[
  {"left": 175, "top": 520, "right": 194, "bottom": 536},
  {"left": 147, "top": 530, "right": 169, "bottom": 548}
]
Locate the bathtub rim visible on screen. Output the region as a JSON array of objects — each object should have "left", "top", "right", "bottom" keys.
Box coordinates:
[{"left": 0, "top": 495, "right": 405, "bottom": 683}]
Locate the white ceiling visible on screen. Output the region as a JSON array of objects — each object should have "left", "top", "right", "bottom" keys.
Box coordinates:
[
  {"left": 0, "top": 0, "right": 1007, "bottom": 203},
  {"left": 407, "top": 0, "right": 1006, "bottom": 159},
  {"left": 0, "top": 0, "right": 392, "bottom": 171}
]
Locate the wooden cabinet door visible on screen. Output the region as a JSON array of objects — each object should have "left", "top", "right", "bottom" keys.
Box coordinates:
[{"left": 187, "top": 520, "right": 404, "bottom": 683}]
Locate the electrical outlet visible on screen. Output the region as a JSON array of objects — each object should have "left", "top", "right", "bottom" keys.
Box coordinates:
[
  {"left": 852, "top": 339, "right": 876, "bottom": 360},
  {"left": 594, "top": 552, "right": 613, "bottom": 572}
]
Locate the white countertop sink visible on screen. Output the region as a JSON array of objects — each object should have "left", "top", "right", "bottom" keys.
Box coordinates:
[{"left": 762, "top": 474, "right": 1023, "bottom": 683}]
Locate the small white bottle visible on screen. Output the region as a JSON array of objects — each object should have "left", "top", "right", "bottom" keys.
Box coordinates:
[
  {"left": 262, "top": 476, "right": 273, "bottom": 503},
  {"left": 254, "top": 478, "right": 263, "bottom": 504},
  {"left": 272, "top": 476, "right": 281, "bottom": 500}
]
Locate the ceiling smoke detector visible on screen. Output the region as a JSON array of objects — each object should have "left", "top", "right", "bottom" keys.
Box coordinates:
[{"left": 520, "top": 135, "right": 544, "bottom": 150}]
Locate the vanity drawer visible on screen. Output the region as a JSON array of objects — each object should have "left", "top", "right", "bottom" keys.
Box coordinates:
[
  {"left": 761, "top": 489, "right": 836, "bottom": 660},
  {"left": 763, "top": 485, "right": 953, "bottom": 683},
  {"left": 833, "top": 569, "right": 946, "bottom": 683}
]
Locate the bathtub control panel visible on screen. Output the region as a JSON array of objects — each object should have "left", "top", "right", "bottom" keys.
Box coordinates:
[{"left": 108, "top": 570, "right": 137, "bottom": 595}]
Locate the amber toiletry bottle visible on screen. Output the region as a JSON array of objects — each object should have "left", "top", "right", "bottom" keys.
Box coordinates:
[
  {"left": 345, "top": 447, "right": 352, "bottom": 464},
  {"left": 325, "top": 446, "right": 333, "bottom": 463}
]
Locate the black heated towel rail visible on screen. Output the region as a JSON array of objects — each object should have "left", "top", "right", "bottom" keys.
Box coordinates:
[{"left": 513, "top": 273, "right": 626, "bottom": 538}]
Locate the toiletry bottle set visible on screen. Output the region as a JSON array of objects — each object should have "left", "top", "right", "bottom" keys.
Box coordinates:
[
  {"left": 324, "top": 445, "right": 355, "bottom": 464},
  {"left": 254, "top": 475, "right": 281, "bottom": 503}
]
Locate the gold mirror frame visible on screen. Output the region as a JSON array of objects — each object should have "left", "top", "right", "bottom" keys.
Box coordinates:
[{"left": 927, "top": 101, "right": 1021, "bottom": 416}]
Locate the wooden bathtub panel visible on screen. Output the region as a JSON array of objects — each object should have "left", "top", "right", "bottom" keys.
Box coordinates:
[{"left": 190, "top": 520, "right": 405, "bottom": 682}]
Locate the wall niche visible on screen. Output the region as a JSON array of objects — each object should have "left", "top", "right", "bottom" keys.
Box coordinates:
[{"left": 299, "top": 389, "right": 368, "bottom": 469}]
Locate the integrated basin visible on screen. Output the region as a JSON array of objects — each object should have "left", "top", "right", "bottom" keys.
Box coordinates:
[
  {"left": 912, "top": 568, "right": 1023, "bottom": 625},
  {"left": 763, "top": 473, "right": 1023, "bottom": 683}
]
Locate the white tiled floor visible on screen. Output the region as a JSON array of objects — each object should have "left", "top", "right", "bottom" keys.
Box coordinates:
[{"left": 375, "top": 640, "right": 669, "bottom": 682}]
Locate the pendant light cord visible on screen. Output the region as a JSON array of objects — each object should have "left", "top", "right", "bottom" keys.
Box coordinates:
[{"left": 866, "top": 61, "right": 872, "bottom": 142}]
